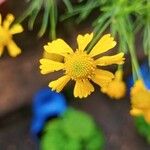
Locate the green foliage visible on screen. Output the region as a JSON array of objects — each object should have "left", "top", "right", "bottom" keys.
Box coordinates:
[
  {"left": 61, "top": 0, "right": 101, "bottom": 23},
  {"left": 18, "top": 0, "right": 57, "bottom": 39},
  {"left": 18, "top": 0, "right": 150, "bottom": 81},
  {"left": 134, "top": 0, "right": 150, "bottom": 66},
  {"left": 62, "top": 108, "right": 96, "bottom": 140},
  {"left": 40, "top": 108, "right": 105, "bottom": 150},
  {"left": 62, "top": 0, "right": 150, "bottom": 81},
  {"left": 134, "top": 116, "right": 150, "bottom": 143}
]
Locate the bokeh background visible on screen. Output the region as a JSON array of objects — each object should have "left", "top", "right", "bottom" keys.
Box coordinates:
[{"left": 0, "top": 0, "right": 150, "bottom": 150}]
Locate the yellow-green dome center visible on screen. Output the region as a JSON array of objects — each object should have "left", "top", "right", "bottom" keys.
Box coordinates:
[{"left": 64, "top": 51, "right": 95, "bottom": 79}]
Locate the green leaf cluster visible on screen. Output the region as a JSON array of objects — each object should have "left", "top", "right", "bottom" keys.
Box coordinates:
[
  {"left": 40, "top": 108, "right": 105, "bottom": 150},
  {"left": 134, "top": 116, "right": 150, "bottom": 144},
  {"left": 134, "top": 0, "right": 150, "bottom": 65},
  {"left": 62, "top": 0, "right": 150, "bottom": 81},
  {"left": 18, "top": 0, "right": 57, "bottom": 39}
]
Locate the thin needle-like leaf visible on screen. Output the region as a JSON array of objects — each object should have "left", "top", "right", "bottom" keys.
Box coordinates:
[{"left": 38, "top": 0, "right": 50, "bottom": 37}]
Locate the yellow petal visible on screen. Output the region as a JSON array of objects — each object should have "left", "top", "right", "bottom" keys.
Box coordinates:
[
  {"left": 130, "top": 80, "right": 146, "bottom": 96},
  {"left": 130, "top": 108, "right": 143, "bottom": 116},
  {"left": 7, "top": 40, "right": 21, "bottom": 57},
  {"left": 43, "top": 51, "right": 64, "bottom": 62},
  {"left": 49, "top": 75, "right": 70, "bottom": 92},
  {"left": 92, "top": 69, "right": 114, "bottom": 87},
  {"left": 3, "top": 14, "right": 14, "bottom": 29},
  {"left": 77, "top": 33, "right": 93, "bottom": 51},
  {"left": 9, "top": 24, "right": 23, "bottom": 35},
  {"left": 40, "top": 59, "right": 64, "bottom": 74},
  {"left": 44, "top": 39, "right": 73, "bottom": 56},
  {"left": 144, "top": 111, "right": 150, "bottom": 123},
  {"left": 89, "top": 34, "right": 116, "bottom": 57},
  {"left": 101, "top": 79, "right": 126, "bottom": 99},
  {"left": 115, "top": 70, "right": 123, "bottom": 81},
  {"left": 74, "top": 79, "right": 94, "bottom": 98},
  {"left": 96, "top": 52, "right": 125, "bottom": 66},
  {"left": 0, "top": 14, "right": 2, "bottom": 25},
  {"left": 0, "top": 45, "right": 4, "bottom": 57}
]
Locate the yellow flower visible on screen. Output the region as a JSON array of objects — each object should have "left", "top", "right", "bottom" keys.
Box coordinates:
[
  {"left": 43, "top": 50, "right": 64, "bottom": 62},
  {"left": 130, "top": 80, "right": 150, "bottom": 124},
  {"left": 40, "top": 33, "right": 125, "bottom": 98},
  {"left": 0, "top": 13, "right": 23, "bottom": 57},
  {"left": 101, "top": 70, "right": 126, "bottom": 99}
]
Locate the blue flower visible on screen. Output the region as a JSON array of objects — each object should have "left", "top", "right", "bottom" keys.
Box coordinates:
[
  {"left": 31, "top": 87, "right": 67, "bottom": 138},
  {"left": 127, "top": 61, "right": 150, "bottom": 90}
]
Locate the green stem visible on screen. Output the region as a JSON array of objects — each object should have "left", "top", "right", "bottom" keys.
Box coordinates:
[
  {"left": 28, "top": 0, "right": 43, "bottom": 30},
  {"left": 38, "top": 0, "right": 50, "bottom": 37},
  {"left": 63, "top": 0, "right": 73, "bottom": 12},
  {"left": 131, "top": 62, "right": 136, "bottom": 83},
  {"left": 128, "top": 44, "right": 141, "bottom": 81},
  {"left": 50, "top": 0, "right": 57, "bottom": 40},
  {"left": 118, "top": 65, "right": 123, "bottom": 71},
  {"left": 28, "top": 6, "right": 40, "bottom": 30},
  {"left": 17, "top": 0, "right": 37, "bottom": 23},
  {"left": 148, "top": 48, "right": 150, "bottom": 67}
]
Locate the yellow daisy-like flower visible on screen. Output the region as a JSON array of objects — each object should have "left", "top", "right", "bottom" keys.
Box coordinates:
[
  {"left": 40, "top": 33, "right": 125, "bottom": 98},
  {"left": 0, "top": 13, "right": 23, "bottom": 57},
  {"left": 130, "top": 80, "right": 150, "bottom": 123},
  {"left": 101, "top": 70, "right": 126, "bottom": 99}
]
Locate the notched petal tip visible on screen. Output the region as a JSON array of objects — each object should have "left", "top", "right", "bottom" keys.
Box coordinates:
[
  {"left": 96, "top": 52, "right": 125, "bottom": 66},
  {"left": 39, "top": 58, "right": 46, "bottom": 64},
  {"left": 77, "top": 32, "right": 93, "bottom": 51},
  {"left": 89, "top": 33, "right": 117, "bottom": 57},
  {"left": 43, "top": 39, "right": 73, "bottom": 56},
  {"left": 118, "top": 52, "right": 125, "bottom": 64},
  {"left": 39, "top": 58, "right": 64, "bottom": 75},
  {"left": 48, "top": 75, "right": 70, "bottom": 93},
  {"left": 74, "top": 79, "right": 94, "bottom": 99}
]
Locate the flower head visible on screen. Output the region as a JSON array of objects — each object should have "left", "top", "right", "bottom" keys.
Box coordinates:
[
  {"left": 40, "top": 33, "right": 125, "bottom": 98},
  {"left": 0, "top": 13, "right": 23, "bottom": 57},
  {"left": 130, "top": 80, "right": 150, "bottom": 123},
  {"left": 101, "top": 70, "right": 126, "bottom": 99}
]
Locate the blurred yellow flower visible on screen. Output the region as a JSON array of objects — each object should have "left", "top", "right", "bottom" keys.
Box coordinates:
[
  {"left": 40, "top": 33, "right": 125, "bottom": 98},
  {"left": 130, "top": 80, "right": 150, "bottom": 124},
  {"left": 0, "top": 13, "right": 23, "bottom": 57},
  {"left": 101, "top": 70, "right": 126, "bottom": 99}
]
